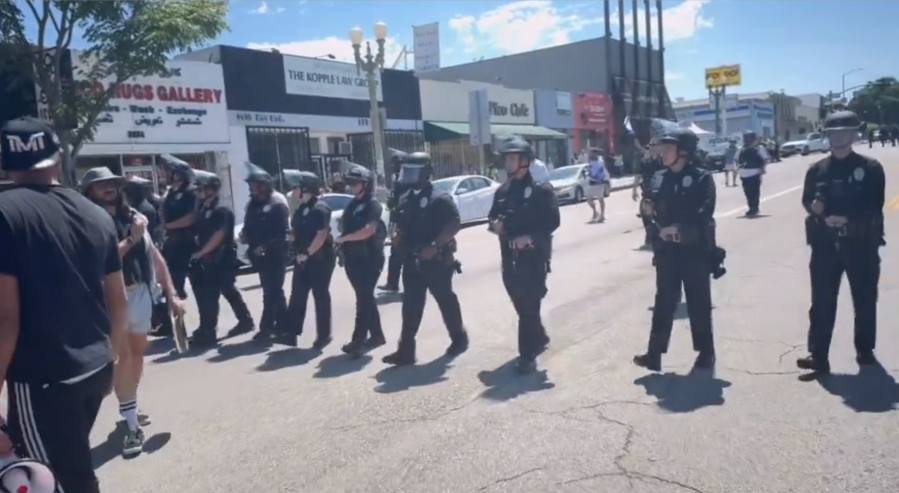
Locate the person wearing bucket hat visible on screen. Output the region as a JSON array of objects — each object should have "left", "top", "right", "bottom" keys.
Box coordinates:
[
  {"left": 0, "top": 118, "right": 129, "bottom": 491},
  {"left": 81, "top": 166, "right": 185, "bottom": 455},
  {"left": 241, "top": 162, "right": 290, "bottom": 343},
  {"left": 797, "top": 110, "right": 885, "bottom": 377},
  {"left": 159, "top": 154, "right": 199, "bottom": 300}
]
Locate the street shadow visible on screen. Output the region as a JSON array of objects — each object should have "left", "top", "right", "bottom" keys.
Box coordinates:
[
  {"left": 143, "top": 432, "right": 171, "bottom": 454},
  {"left": 144, "top": 337, "right": 175, "bottom": 357},
  {"left": 256, "top": 347, "right": 321, "bottom": 372},
  {"left": 816, "top": 361, "right": 899, "bottom": 413},
  {"left": 476, "top": 358, "right": 556, "bottom": 402},
  {"left": 313, "top": 354, "right": 372, "bottom": 379},
  {"left": 376, "top": 291, "right": 403, "bottom": 306},
  {"left": 91, "top": 421, "right": 127, "bottom": 469},
  {"left": 737, "top": 214, "right": 772, "bottom": 219},
  {"left": 373, "top": 354, "right": 454, "bottom": 394},
  {"left": 150, "top": 343, "right": 218, "bottom": 364},
  {"left": 206, "top": 340, "right": 268, "bottom": 363},
  {"left": 633, "top": 366, "right": 731, "bottom": 413}
]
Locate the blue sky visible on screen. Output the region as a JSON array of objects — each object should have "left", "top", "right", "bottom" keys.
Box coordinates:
[{"left": 29, "top": 0, "right": 899, "bottom": 101}]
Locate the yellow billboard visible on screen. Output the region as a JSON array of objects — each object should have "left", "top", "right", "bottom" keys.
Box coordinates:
[{"left": 705, "top": 65, "right": 742, "bottom": 89}]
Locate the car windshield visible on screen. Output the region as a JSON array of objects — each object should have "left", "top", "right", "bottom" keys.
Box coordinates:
[
  {"left": 549, "top": 167, "right": 581, "bottom": 180},
  {"left": 320, "top": 194, "right": 352, "bottom": 212},
  {"left": 432, "top": 179, "right": 460, "bottom": 193}
]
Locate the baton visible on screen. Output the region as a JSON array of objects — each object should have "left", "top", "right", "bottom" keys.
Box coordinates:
[{"left": 172, "top": 312, "right": 189, "bottom": 354}]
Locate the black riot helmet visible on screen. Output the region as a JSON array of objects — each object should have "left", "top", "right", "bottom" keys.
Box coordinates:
[
  {"left": 390, "top": 150, "right": 407, "bottom": 175},
  {"left": 823, "top": 110, "right": 863, "bottom": 132},
  {"left": 658, "top": 128, "right": 699, "bottom": 166},
  {"left": 281, "top": 169, "right": 321, "bottom": 195},
  {"left": 244, "top": 162, "right": 273, "bottom": 184},
  {"left": 742, "top": 130, "right": 757, "bottom": 147},
  {"left": 194, "top": 170, "right": 221, "bottom": 192},
  {"left": 123, "top": 175, "right": 152, "bottom": 201},
  {"left": 498, "top": 136, "right": 534, "bottom": 161},
  {"left": 398, "top": 151, "right": 433, "bottom": 186},
  {"left": 344, "top": 164, "right": 374, "bottom": 194},
  {"left": 159, "top": 154, "right": 195, "bottom": 182}
]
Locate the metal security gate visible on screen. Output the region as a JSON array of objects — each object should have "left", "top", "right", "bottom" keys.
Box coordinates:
[
  {"left": 347, "top": 130, "right": 426, "bottom": 173},
  {"left": 245, "top": 126, "right": 313, "bottom": 189}
]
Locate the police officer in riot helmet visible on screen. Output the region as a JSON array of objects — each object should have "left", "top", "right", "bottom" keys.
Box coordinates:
[
  {"left": 633, "top": 128, "right": 717, "bottom": 372},
  {"left": 159, "top": 154, "right": 199, "bottom": 299},
  {"left": 383, "top": 151, "right": 469, "bottom": 366},
  {"left": 337, "top": 165, "right": 388, "bottom": 357},
  {"left": 188, "top": 170, "right": 255, "bottom": 347},
  {"left": 380, "top": 151, "right": 409, "bottom": 292},
  {"left": 240, "top": 163, "right": 290, "bottom": 342},
  {"left": 275, "top": 169, "right": 336, "bottom": 349},
  {"left": 488, "top": 136, "right": 560, "bottom": 374},
  {"left": 798, "top": 110, "right": 884, "bottom": 376},
  {"left": 737, "top": 130, "right": 769, "bottom": 217},
  {"left": 633, "top": 137, "right": 664, "bottom": 249},
  {"left": 123, "top": 175, "right": 163, "bottom": 246}
]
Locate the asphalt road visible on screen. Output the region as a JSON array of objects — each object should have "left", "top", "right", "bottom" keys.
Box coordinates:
[{"left": 92, "top": 145, "right": 899, "bottom": 493}]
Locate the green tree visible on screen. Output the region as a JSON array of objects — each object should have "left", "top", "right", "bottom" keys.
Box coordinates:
[
  {"left": 848, "top": 77, "right": 899, "bottom": 126},
  {"left": 0, "top": 0, "right": 228, "bottom": 185}
]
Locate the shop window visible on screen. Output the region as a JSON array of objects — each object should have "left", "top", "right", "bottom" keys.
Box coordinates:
[
  {"left": 327, "top": 136, "right": 345, "bottom": 154},
  {"left": 309, "top": 137, "right": 321, "bottom": 156}
]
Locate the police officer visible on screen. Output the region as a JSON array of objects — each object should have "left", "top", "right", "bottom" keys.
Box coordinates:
[
  {"left": 383, "top": 152, "right": 469, "bottom": 366},
  {"left": 159, "top": 154, "right": 199, "bottom": 299},
  {"left": 336, "top": 166, "right": 387, "bottom": 357},
  {"left": 737, "top": 130, "right": 768, "bottom": 217},
  {"left": 797, "top": 110, "right": 884, "bottom": 376},
  {"left": 124, "top": 176, "right": 163, "bottom": 246},
  {"left": 188, "top": 170, "right": 255, "bottom": 347},
  {"left": 633, "top": 128, "right": 717, "bottom": 372},
  {"left": 380, "top": 151, "right": 408, "bottom": 292},
  {"left": 488, "top": 137, "right": 560, "bottom": 374},
  {"left": 275, "top": 170, "right": 336, "bottom": 350},
  {"left": 240, "top": 163, "right": 290, "bottom": 342},
  {"left": 633, "top": 138, "right": 664, "bottom": 249}
]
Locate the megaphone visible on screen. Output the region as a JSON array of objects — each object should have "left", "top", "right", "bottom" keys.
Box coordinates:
[{"left": 0, "top": 455, "right": 57, "bottom": 493}]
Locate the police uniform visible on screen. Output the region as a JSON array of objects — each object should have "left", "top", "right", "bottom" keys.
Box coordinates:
[
  {"left": 242, "top": 163, "right": 290, "bottom": 341},
  {"left": 159, "top": 155, "right": 199, "bottom": 299},
  {"left": 636, "top": 153, "right": 664, "bottom": 246},
  {"left": 737, "top": 131, "right": 767, "bottom": 216},
  {"left": 189, "top": 170, "right": 254, "bottom": 346},
  {"left": 381, "top": 152, "right": 409, "bottom": 292},
  {"left": 634, "top": 128, "right": 717, "bottom": 372},
  {"left": 125, "top": 176, "right": 163, "bottom": 246},
  {"left": 797, "top": 111, "right": 884, "bottom": 375},
  {"left": 489, "top": 137, "right": 560, "bottom": 374},
  {"left": 383, "top": 152, "right": 469, "bottom": 366},
  {"left": 0, "top": 118, "right": 116, "bottom": 493},
  {"left": 277, "top": 170, "right": 336, "bottom": 349},
  {"left": 338, "top": 166, "right": 388, "bottom": 357}
]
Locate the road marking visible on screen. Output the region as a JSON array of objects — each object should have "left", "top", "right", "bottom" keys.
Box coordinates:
[{"left": 716, "top": 184, "right": 804, "bottom": 218}]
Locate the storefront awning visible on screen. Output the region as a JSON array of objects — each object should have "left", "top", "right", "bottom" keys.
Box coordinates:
[{"left": 425, "top": 121, "right": 567, "bottom": 142}]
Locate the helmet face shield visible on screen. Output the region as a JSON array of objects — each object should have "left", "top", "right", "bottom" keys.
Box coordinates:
[
  {"left": 825, "top": 128, "right": 855, "bottom": 149},
  {"left": 399, "top": 164, "right": 426, "bottom": 184}
]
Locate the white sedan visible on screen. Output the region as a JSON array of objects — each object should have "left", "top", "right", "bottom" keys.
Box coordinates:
[
  {"left": 432, "top": 175, "right": 501, "bottom": 224},
  {"left": 235, "top": 193, "right": 391, "bottom": 268},
  {"left": 548, "top": 163, "right": 611, "bottom": 203}
]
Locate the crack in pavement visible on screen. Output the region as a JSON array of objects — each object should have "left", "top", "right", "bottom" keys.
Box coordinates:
[
  {"left": 477, "top": 467, "right": 546, "bottom": 491},
  {"left": 777, "top": 344, "right": 805, "bottom": 364}
]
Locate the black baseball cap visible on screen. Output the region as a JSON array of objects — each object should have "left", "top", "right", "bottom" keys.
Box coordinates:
[{"left": 0, "top": 118, "right": 61, "bottom": 172}]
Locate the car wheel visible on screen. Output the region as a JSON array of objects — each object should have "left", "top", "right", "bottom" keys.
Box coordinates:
[
  {"left": 801, "top": 147, "right": 809, "bottom": 156},
  {"left": 574, "top": 186, "right": 584, "bottom": 203}
]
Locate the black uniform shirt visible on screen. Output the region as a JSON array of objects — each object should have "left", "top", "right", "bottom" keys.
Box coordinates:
[
  {"left": 162, "top": 185, "right": 197, "bottom": 225},
  {"left": 395, "top": 185, "right": 460, "bottom": 250},
  {"left": 0, "top": 186, "right": 119, "bottom": 385},
  {"left": 341, "top": 193, "right": 384, "bottom": 256},
  {"left": 802, "top": 152, "right": 885, "bottom": 226},
  {"left": 488, "top": 172, "right": 560, "bottom": 258},
  {"left": 387, "top": 182, "right": 409, "bottom": 222},
  {"left": 292, "top": 197, "right": 333, "bottom": 256},
  {"left": 738, "top": 146, "right": 766, "bottom": 169},
  {"left": 195, "top": 199, "right": 236, "bottom": 253},
  {"left": 650, "top": 164, "right": 716, "bottom": 230},
  {"left": 243, "top": 193, "right": 289, "bottom": 254}
]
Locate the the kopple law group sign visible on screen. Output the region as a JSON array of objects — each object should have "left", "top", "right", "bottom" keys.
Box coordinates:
[
  {"left": 74, "top": 57, "right": 229, "bottom": 146},
  {"left": 282, "top": 55, "right": 383, "bottom": 101},
  {"left": 420, "top": 79, "right": 535, "bottom": 125}
]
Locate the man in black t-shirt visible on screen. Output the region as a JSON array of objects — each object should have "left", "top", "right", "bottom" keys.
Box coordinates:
[{"left": 0, "top": 118, "right": 129, "bottom": 493}]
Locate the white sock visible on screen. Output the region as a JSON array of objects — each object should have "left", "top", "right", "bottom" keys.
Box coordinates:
[{"left": 119, "top": 399, "right": 139, "bottom": 431}]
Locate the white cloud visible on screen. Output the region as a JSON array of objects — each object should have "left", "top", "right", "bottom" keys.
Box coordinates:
[
  {"left": 247, "top": 35, "right": 404, "bottom": 67},
  {"left": 447, "top": 0, "right": 713, "bottom": 55},
  {"left": 249, "top": 2, "right": 283, "bottom": 15},
  {"left": 665, "top": 72, "right": 684, "bottom": 81}
]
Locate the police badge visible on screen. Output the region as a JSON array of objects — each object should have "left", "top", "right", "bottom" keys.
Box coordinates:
[
  {"left": 302, "top": 207, "right": 309, "bottom": 216},
  {"left": 853, "top": 167, "right": 865, "bottom": 181},
  {"left": 682, "top": 175, "right": 693, "bottom": 187},
  {"left": 263, "top": 204, "right": 271, "bottom": 213},
  {"left": 205, "top": 210, "right": 212, "bottom": 218},
  {"left": 420, "top": 196, "right": 429, "bottom": 207},
  {"left": 524, "top": 186, "right": 532, "bottom": 199}
]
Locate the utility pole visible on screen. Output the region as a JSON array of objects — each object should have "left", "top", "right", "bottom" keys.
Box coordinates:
[{"left": 709, "top": 86, "right": 724, "bottom": 135}]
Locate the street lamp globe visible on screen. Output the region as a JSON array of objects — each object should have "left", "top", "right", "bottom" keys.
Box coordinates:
[
  {"left": 349, "top": 26, "right": 363, "bottom": 46},
  {"left": 374, "top": 21, "right": 387, "bottom": 41}
]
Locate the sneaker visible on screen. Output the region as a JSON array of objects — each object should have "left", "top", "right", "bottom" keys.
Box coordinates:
[
  {"left": 138, "top": 410, "right": 151, "bottom": 427},
  {"left": 122, "top": 427, "right": 145, "bottom": 456}
]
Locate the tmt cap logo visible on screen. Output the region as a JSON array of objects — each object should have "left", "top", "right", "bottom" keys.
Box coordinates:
[{"left": 5, "top": 132, "right": 50, "bottom": 153}]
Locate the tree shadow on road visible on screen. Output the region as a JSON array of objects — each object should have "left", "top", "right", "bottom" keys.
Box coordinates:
[
  {"left": 256, "top": 347, "right": 322, "bottom": 372},
  {"left": 92, "top": 423, "right": 172, "bottom": 469},
  {"left": 476, "top": 358, "right": 556, "bottom": 402},
  {"left": 313, "top": 354, "right": 372, "bottom": 379},
  {"left": 633, "top": 367, "right": 731, "bottom": 413},
  {"left": 206, "top": 340, "right": 269, "bottom": 363},
  {"left": 373, "top": 355, "right": 454, "bottom": 394},
  {"left": 815, "top": 361, "right": 899, "bottom": 413}
]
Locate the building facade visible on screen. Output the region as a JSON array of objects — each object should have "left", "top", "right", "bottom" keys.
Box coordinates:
[
  {"left": 533, "top": 90, "right": 575, "bottom": 167},
  {"left": 572, "top": 92, "right": 614, "bottom": 155},
  {"left": 674, "top": 99, "right": 775, "bottom": 139}
]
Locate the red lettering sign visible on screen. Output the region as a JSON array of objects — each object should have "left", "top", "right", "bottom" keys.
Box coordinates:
[
  {"left": 574, "top": 92, "right": 612, "bottom": 131},
  {"left": 88, "top": 81, "right": 222, "bottom": 104}
]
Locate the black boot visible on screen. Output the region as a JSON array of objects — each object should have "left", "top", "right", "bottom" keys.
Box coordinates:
[
  {"left": 189, "top": 329, "right": 217, "bottom": 349},
  {"left": 856, "top": 351, "right": 877, "bottom": 366},
  {"left": 516, "top": 356, "right": 537, "bottom": 374},
  {"left": 445, "top": 331, "right": 470, "bottom": 357},
  {"left": 226, "top": 319, "right": 255, "bottom": 338},
  {"left": 796, "top": 354, "right": 830, "bottom": 374},
  {"left": 341, "top": 340, "right": 366, "bottom": 359},
  {"left": 694, "top": 350, "right": 716, "bottom": 368},
  {"left": 633, "top": 352, "right": 662, "bottom": 372},
  {"left": 311, "top": 335, "right": 332, "bottom": 351}
]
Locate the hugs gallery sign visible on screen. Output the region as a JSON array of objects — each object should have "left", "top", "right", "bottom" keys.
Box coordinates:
[{"left": 282, "top": 56, "right": 383, "bottom": 102}]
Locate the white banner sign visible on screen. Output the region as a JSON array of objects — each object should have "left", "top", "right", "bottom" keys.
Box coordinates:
[
  {"left": 283, "top": 56, "right": 382, "bottom": 101},
  {"left": 420, "top": 80, "right": 535, "bottom": 125},
  {"left": 413, "top": 22, "right": 441, "bottom": 73},
  {"left": 227, "top": 110, "right": 420, "bottom": 132},
  {"left": 73, "top": 55, "right": 229, "bottom": 146}
]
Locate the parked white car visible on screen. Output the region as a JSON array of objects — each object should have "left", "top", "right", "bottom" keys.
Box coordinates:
[
  {"left": 782, "top": 132, "right": 829, "bottom": 156},
  {"left": 432, "top": 175, "right": 501, "bottom": 224},
  {"left": 548, "top": 163, "right": 610, "bottom": 203},
  {"left": 235, "top": 193, "right": 390, "bottom": 267}
]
